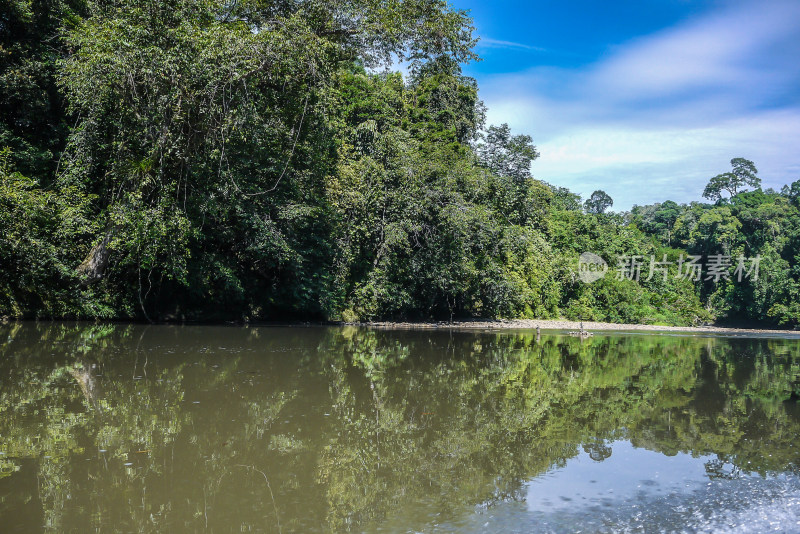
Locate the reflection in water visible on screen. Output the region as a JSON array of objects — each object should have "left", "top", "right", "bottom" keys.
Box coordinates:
[
  {"left": 68, "top": 359, "right": 102, "bottom": 412},
  {"left": 526, "top": 440, "right": 718, "bottom": 512},
  {"left": 0, "top": 324, "right": 799, "bottom": 532}
]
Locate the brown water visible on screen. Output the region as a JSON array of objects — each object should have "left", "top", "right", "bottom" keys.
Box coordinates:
[{"left": 1, "top": 324, "right": 799, "bottom": 532}]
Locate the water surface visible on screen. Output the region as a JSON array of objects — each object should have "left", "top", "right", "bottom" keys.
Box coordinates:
[{"left": 1, "top": 324, "right": 799, "bottom": 532}]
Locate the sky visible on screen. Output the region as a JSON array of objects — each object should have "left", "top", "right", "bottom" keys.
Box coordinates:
[{"left": 450, "top": 0, "right": 800, "bottom": 210}]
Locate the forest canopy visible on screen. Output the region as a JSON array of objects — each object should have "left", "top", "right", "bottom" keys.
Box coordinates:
[{"left": 1, "top": 0, "right": 799, "bottom": 326}]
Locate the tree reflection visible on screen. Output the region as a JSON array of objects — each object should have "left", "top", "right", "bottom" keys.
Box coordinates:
[
  {"left": 0, "top": 324, "right": 799, "bottom": 531},
  {"left": 583, "top": 439, "right": 613, "bottom": 462}
]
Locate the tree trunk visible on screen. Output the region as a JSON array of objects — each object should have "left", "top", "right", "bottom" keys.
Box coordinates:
[{"left": 76, "top": 232, "right": 112, "bottom": 285}]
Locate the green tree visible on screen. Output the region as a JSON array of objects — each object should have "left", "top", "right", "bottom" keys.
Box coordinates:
[
  {"left": 476, "top": 123, "right": 539, "bottom": 181},
  {"left": 702, "top": 157, "right": 761, "bottom": 201},
  {"left": 781, "top": 179, "right": 800, "bottom": 206},
  {"left": 55, "top": 0, "right": 480, "bottom": 321},
  {"left": 0, "top": 0, "right": 86, "bottom": 180},
  {"left": 631, "top": 200, "right": 683, "bottom": 245},
  {"left": 0, "top": 147, "right": 100, "bottom": 318},
  {"left": 583, "top": 189, "right": 613, "bottom": 214}
]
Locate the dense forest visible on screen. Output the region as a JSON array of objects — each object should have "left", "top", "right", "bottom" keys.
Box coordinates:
[{"left": 1, "top": 0, "right": 799, "bottom": 326}]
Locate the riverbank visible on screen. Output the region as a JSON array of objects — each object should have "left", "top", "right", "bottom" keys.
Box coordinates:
[{"left": 361, "top": 319, "right": 800, "bottom": 336}]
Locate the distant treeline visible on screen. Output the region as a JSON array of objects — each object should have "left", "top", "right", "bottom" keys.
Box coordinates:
[{"left": 1, "top": 0, "right": 798, "bottom": 326}]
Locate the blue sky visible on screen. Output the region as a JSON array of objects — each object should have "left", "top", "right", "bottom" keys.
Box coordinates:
[{"left": 451, "top": 0, "right": 800, "bottom": 210}]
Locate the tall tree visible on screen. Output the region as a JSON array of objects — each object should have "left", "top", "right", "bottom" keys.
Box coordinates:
[
  {"left": 584, "top": 190, "right": 613, "bottom": 214},
  {"left": 476, "top": 123, "right": 539, "bottom": 181},
  {"left": 780, "top": 179, "right": 800, "bottom": 206},
  {"left": 703, "top": 157, "right": 761, "bottom": 201}
]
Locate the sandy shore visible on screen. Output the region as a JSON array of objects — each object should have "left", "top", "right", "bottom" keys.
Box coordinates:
[{"left": 361, "top": 319, "right": 800, "bottom": 336}]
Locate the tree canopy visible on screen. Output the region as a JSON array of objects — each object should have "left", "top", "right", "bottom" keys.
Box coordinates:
[
  {"left": 584, "top": 189, "right": 613, "bottom": 214},
  {"left": 703, "top": 158, "right": 761, "bottom": 201}
]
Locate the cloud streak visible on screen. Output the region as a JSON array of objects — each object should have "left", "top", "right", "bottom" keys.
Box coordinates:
[{"left": 477, "top": 38, "right": 547, "bottom": 52}]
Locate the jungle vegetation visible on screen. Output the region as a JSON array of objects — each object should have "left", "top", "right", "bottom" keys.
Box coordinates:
[{"left": 1, "top": 0, "right": 799, "bottom": 326}]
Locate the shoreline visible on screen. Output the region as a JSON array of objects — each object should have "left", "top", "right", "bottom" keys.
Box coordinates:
[
  {"left": 4, "top": 318, "right": 800, "bottom": 337},
  {"left": 360, "top": 319, "right": 800, "bottom": 336}
]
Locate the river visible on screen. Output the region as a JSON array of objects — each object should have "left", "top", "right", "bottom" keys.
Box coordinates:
[{"left": 1, "top": 324, "right": 799, "bottom": 532}]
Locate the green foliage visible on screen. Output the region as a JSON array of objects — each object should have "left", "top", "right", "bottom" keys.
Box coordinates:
[
  {"left": 0, "top": 1, "right": 790, "bottom": 327},
  {"left": 0, "top": 147, "right": 106, "bottom": 317},
  {"left": 781, "top": 179, "right": 800, "bottom": 207},
  {"left": 633, "top": 172, "right": 800, "bottom": 327},
  {"left": 0, "top": 0, "right": 85, "bottom": 180},
  {"left": 476, "top": 122, "right": 539, "bottom": 180},
  {"left": 583, "top": 189, "right": 613, "bottom": 214},
  {"left": 630, "top": 200, "right": 680, "bottom": 245},
  {"left": 702, "top": 157, "right": 761, "bottom": 201}
]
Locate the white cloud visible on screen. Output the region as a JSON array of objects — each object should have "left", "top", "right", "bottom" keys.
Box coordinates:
[
  {"left": 476, "top": 0, "right": 800, "bottom": 209},
  {"left": 533, "top": 109, "right": 800, "bottom": 207},
  {"left": 593, "top": 1, "right": 800, "bottom": 100}
]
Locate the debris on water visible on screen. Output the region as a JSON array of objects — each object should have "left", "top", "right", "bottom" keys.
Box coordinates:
[
  {"left": 569, "top": 330, "right": 593, "bottom": 337},
  {"left": 569, "top": 321, "right": 593, "bottom": 337}
]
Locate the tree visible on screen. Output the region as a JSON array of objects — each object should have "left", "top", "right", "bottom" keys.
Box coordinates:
[
  {"left": 0, "top": 147, "right": 98, "bottom": 318},
  {"left": 0, "top": 0, "right": 86, "bottom": 180},
  {"left": 654, "top": 200, "right": 681, "bottom": 228},
  {"left": 583, "top": 190, "right": 613, "bottom": 214},
  {"left": 689, "top": 206, "right": 742, "bottom": 255},
  {"left": 55, "top": 0, "right": 481, "bottom": 321},
  {"left": 703, "top": 157, "right": 761, "bottom": 201},
  {"left": 476, "top": 123, "right": 539, "bottom": 181},
  {"left": 781, "top": 179, "right": 800, "bottom": 206},
  {"left": 548, "top": 184, "right": 582, "bottom": 211},
  {"left": 630, "top": 200, "right": 682, "bottom": 244}
]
